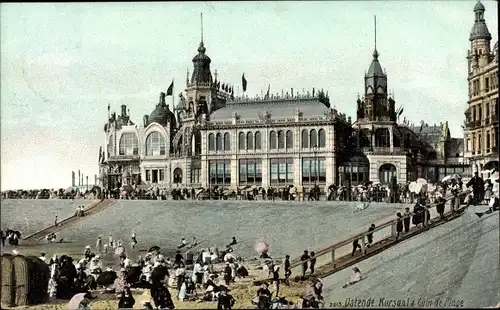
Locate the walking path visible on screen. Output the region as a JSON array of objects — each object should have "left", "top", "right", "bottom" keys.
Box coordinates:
[{"left": 23, "top": 199, "right": 116, "bottom": 242}]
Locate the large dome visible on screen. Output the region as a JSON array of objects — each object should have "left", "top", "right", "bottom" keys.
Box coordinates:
[{"left": 149, "top": 105, "right": 170, "bottom": 126}]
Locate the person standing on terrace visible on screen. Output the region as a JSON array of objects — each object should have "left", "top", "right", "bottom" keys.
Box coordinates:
[{"left": 300, "top": 250, "right": 310, "bottom": 280}]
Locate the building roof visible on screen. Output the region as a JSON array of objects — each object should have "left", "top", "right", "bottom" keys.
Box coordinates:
[
  {"left": 365, "top": 50, "right": 387, "bottom": 91},
  {"left": 446, "top": 138, "right": 464, "bottom": 157},
  {"left": 209, "top": 97, "right": 330, "bottom": 121},
  {"left": 148, "top": 93, "right": 175, "bottom": 126},
  {"left": 409, "top": 124, "right": 442, "bottom": 148}
]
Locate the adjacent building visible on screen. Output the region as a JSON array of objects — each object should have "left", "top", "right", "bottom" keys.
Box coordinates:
[
  {"left": 464, "top": 1, "right": 499, "bottom": 177},
  {"left": 98, "top": 17, "right": 468, "bottom": 191}
]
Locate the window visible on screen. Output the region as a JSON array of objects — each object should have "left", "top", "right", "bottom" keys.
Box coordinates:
[
  {"left": 119, "top": 133, "right": 139, "bottom": 155},
  {"left": 255, "top": 131, "right": 262, "bottom": 150},
  {"left": 247, "top": 132, "right": 254, "bottom": 150},
  {"left": 239, "top": 159, "right": 262, "bottom": 185},
  {"left": 270, "top": 131, "right": 277, "bottom": 149},
  {"left": 270, "top": 158, "right": 294, "bottom": 184},
  {"left": 159, "top": 169, "right": 165, "bottom": 181},
  {"left": 108, "top": 135, "right": 114, "bottom": 156},
  {"left": 487, "top": 131, "right": 491, "bottom": 150},
  {"left": 466, "top": 138, "right": 471, "bottom": 152},
  {"left": 173, "top": 168, "right": 182, "bottom": 184},
  {"left": 145, "top": 132, "right": 166, "bottom": 156},
  {"left": 318, "top": 129, "right": 326, "bottom": 148},
  {"left": 479, "top": 107, "right": 482, "bottom": 121},
  {"left": 375, "top": 128, "right": 390, "bottom": 147},
  {"left": 379, "top": 163, "right": 397, "bottom": 184},
  {"left": 208, "top": 133, "right": 215, "bottom": 151},
  {"left": 224, "top": 133, "right": 231, "bottom": 151},
  {"left": 310, "top": 129, "right": 318, "bottom": 148},
  {"left": 301, "top": 129, "right": 309, "bottom": 148},
  {"left": 238, "top": 132, "right": 245, "bottom": 150},
  {"left": 277, "top": 131, "right": 285, "bottom": 149},
  {"left": 191, "top": 168, "right": 201, "bottom": 184},
  {"left": 145, "top": 170, "right": 151, "bottom": 182},
  {"left": 216, "top": 133, "right": 223, "bottom": 151},
  {"left": 478, "top": 134, "right": 482, "bottom": 152},
  {"left": 286, "top": 130, "right": 293, "bottom": 149},
  {"left": 209, "top": 160, "right": 231, "bottom": 185},
  {"left": 302, "top": 157, "right": 326, "bottom": 183}
]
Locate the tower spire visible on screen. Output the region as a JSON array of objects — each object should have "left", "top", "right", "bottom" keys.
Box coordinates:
[
  {"left": 373, "top": 15, "right": 379, "bottom": 59},
  {"left": 201, "top": 13, "right": 204, "bottom": 44}
]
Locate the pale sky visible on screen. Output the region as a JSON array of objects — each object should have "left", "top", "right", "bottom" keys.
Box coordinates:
[{"left": 1, "top": 1, "right": 498, "bottom": 190}]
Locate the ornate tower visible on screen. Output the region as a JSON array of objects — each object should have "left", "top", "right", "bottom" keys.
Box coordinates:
[
  {"left": 357, "top": 16, "right": 396, "bottom": 123},
  {"left": 468, "top": 1, "right": 492, "bottom": 71}
]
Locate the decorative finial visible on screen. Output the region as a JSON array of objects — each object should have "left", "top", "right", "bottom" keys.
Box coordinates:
[
  {"left": 373, "top": 15, "right": 379, "bottom": 59},
  {"left": 201, "top": 13, "right": 204, "bottom": 44}
]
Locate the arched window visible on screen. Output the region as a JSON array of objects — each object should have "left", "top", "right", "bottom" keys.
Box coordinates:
[
  {"left": 208, "top": 133, "right": 215, "bottom": 151},
  {"left": 270, "top": 131, "right": 277, "bottom": 149},
  {"left": 247, "top": 132, "right": 254, "bottom": 150},
  {"left": 216, "top": 133, "right": 223, "bottom": 151},
  {"left": 286, "top": 130, "right": 293, "bottom": 149},
  {"left": 318, "top": 129, "right": 326, "bottom": 148},
  {"left": 224, "top": 133, "right": 231, "bottom": 151},
  {"left": 277, "top": 131, "right": 285, "bottom": 149},
  {"left": 301, "top": 129, "right": 309, "bottom": 148},
  {"left": 310, "top": 129, "right": 318, "bottom": 148},
  {"left": 379, "top": 164, "right": 397, "bottom": 184},
  {"left": 173, "top": 168, "right": 183, "bottom": 184},
  {"left": 255, "top": 131, "right": 262, "bottom": 150},
  {"left": 239, "top": 132, "right": 245, "bottom": 150},
  {"left": 145, "top": 131, "right": 166, "bottom": 156},
  {"left": 119, "top": 133, "right": 138, "bottom": 156}
]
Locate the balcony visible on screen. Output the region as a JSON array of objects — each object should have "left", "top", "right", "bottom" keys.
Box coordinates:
[{"left": 361, "top": 147, "right": 407, "bottom": 154}]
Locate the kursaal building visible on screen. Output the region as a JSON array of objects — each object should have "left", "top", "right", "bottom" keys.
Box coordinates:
[{"left": 97, "top": 15, "right": 469, "bottom": 191}]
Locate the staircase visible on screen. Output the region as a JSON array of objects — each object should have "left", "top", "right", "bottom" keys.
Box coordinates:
[{"left": 23, "top": 199, "right": 116, "bottom": 242}]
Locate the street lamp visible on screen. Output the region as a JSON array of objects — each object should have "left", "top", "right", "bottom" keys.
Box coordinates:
[{"left": 313, "top": 144, "right": 318, "bottom": 200}]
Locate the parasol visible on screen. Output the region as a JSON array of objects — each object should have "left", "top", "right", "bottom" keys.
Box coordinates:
[
  {"left": 441, "top": 175, "right": 452, "bottom": 183},
  {"left": 115, "top": 246, "right": 125, "bottom": 256},
  {"left": 254, "top": 238, "right": 269, "bottom": 253},
  {"left": 450, "top": 174, "right": 461, "bottom": 180},
  {"left": 148, "top": 245, "right": 161, "bottom": 253},
  {"left": 416, "top": 178, "right": 428, "bottom": 185},
  {"left": 67, "top": 293, "right": 89, "bottom": 310}
]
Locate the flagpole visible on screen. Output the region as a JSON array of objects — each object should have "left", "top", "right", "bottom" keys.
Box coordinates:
[{"left": 172, "top": 79, "right": 175, "bottom": 110}]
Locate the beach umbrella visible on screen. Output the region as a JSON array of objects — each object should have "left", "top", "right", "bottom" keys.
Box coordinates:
[
  {"left": 450, "top": 174, "right": 461, "bottom": 180},
  {"left": 67, "top": 293, "right": 89, "bottom": 310},
  {"left": 148, "top": 245, "right": 161, "bottom": 253},
  {"left": 250, "top": 185, "right": 258, "bottom": 190},
  {"left": 490, "top": 171, "right": 499, "bottom": 181},
  {"left": 441, "top": 175, "right": 452, "bottom": 183},
  {"left": 65, "top": 187, "right": 73, "bottom": 194},
  {"left": 254, "top": 238, "right": 269, "bottom": 253},
  {"left": 416, "top": 178, "right": 427, "bottom": 185},
  {"left": 409, "top": 181, "right": 419, "bottom": 193},
  {"left": 115, "top": 246, "right": 125, "bottom": 256}
]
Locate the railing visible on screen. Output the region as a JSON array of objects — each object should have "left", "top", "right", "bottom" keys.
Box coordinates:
[
  {"left": 288, "top": 191, "right": 467, "bottom": 275},
  {"left": 361, "top": 147, "right": 407, "bottom": 154}
]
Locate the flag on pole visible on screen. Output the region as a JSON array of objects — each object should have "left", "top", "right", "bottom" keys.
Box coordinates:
[
  {"left": 242, "top": 74, "right": 247, "bottom": 92},
  {"left": 398, "top": 107, "right": 404, "bottom": 117},
  {"left": 166, "top": 80, "right": 174, "bottom": 96},
  {"left": 266, "top": 84, "right": 270, "bottom": 98}
]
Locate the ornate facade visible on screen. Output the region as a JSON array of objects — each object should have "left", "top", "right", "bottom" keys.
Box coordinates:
[
  {"left": 464, "top": 1, "right": 499, "bottom": 177},
  {"left": 98, "top": 22, "right": 467, "bottom": 191}
]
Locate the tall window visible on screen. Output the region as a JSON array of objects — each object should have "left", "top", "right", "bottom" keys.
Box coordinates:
[
  {"left": 270, "top": 158, "right": 294, "bottom": 184},
  {"left": 375, "top": 128, "right": 390, "bottom": 147},
  {"left": 478, "top": 134, "right": 482, "bottom": 152},
  {"left": 341, "top": 163, "right": 369, "bottom": 185},
  {"left": 216, "top": 133, "right": 223, "bottom": 151},
  {"left": 238, "top": 132, "right": 245, "bottom": 150},
  {"left": 191, "top": 168, "right": 201, "bottom": 184},
  {"left": 255, "top": 131, "right": 262, "bottom": 150},
  {"left": 145, "top": 131, "right": 166, "bottom": 156},
  {"left": 270, "top": 131, "right": 277, "bottom": 149},
  {"left": 277, "top": 131, "right": 285, "bottom": 149},
  {"left": 224, "top": 133, "right": 231, "bottom": 151},
  {"left": 208, "top": 133, "right": 215, "bottom": 151},
  {"left": 310, "top": 129, "right": 318, "bottom": 148},
  {"left": 286, "top": 130, "right": 293, "bottom": 149},
  {"left": 247, "top": 132, "right": 254, "bottom": 150},
  {"left": 486, "top": 131, "right": 491, "bottom": 150},
  {"left": 239, "top": 159, "right": 262, "bottom": 185},
  {"left": 318, "top": 129, "right": 326, "bottom": 148},
  {"left": 301, "top": 129, "right": 309, "bottom": 148},
  {"left": 302, "top": 157, "right": 326, "bottom": 183},
  {"left": 108, "top": 135, "right": 114, "bottom": 156},
  {"left": 119, "top": 133, "right": 138, "bottom": 155},
  {"left": 209, "top": 160, "right": 231, "bottom": 186}
]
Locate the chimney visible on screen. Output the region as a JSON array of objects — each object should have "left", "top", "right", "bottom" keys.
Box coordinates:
[
  {"left": 78, "top": 170, "right": 81, "bottom": 186},
  {"left": 72, "top": 171, "right": 75, "bottom": 187},
  {"left": 86, "top": 176, "right": 89, "bottom": 191},
  {"left": 121, "top": 105, "right": 127, "bottom": 117}
]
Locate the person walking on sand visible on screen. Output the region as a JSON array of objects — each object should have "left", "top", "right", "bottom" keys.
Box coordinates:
[
  {"left": 309, "top": 252, "right": 316, "bottom": 275},
  {"left": 403, "top": 207, "right": 411, "bottom": 233},
  {"left": 284, "top": 255, "right": 292, "bottom": 285},
  {"left": 54, "top": 215, "right": 58, "bottom": 227}
]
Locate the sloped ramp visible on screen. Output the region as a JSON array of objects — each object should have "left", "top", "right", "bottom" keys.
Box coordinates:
[
  {"left": 23, "top": 199, "right": 116, "bottom": 242},
  {"left": 322, "top": 209, "right": 499, "bottom": 308}
]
